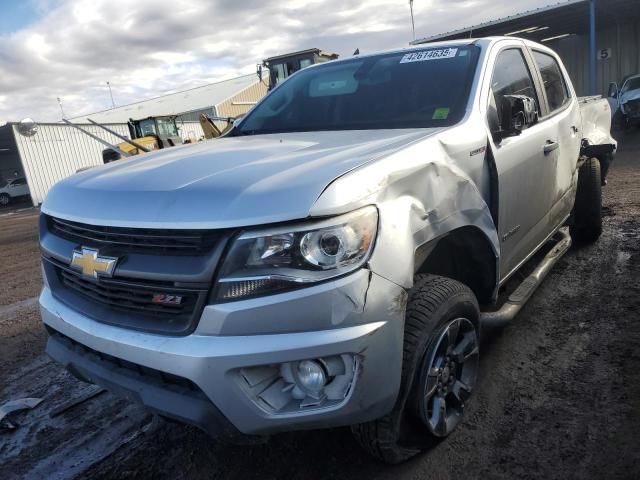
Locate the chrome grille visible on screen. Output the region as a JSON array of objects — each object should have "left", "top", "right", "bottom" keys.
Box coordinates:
[
  {"left": 48, "top": 257, "right": 202, "bottom": 321},
  {"left": 47, "top": 215, "right": 220, "bottom": 254}
]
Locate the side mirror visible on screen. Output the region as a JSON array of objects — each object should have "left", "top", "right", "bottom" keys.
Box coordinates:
[
  {"left": 608, "top": 82, "right": 619, "bottom": 98},
  {"left": 489, "top": 93, "right": 537, "bottom": 143}
]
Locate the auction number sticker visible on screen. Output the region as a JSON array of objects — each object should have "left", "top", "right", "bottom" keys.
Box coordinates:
[{"left": 400, "top": 48, "right": 458, "bottom": 63}]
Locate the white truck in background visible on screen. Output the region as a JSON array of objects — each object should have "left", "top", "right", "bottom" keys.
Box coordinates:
[{"left": 609, "top": 74, "right": 640, "bottom": 129}]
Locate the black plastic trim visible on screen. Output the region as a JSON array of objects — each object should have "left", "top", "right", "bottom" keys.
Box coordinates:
[{"left": 46, "top": 328, "right": 243, "bottom": 441}]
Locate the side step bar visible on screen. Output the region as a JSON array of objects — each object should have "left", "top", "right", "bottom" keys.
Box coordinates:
[{"left": 481, "top": 227, "right": 572, "bottom": 328}]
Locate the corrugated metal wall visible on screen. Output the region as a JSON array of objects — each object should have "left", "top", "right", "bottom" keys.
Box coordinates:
[
  {"left": 177, "top": 120, "right": 205, "bottom": 142},
  {"left": 215, "top": 80, "right": 268, "bottom": 129},
  {"left": 552, "top": 19, "right": 640, "bottom": 96},
  {"left": 12, "top": 123, "right": 130, "bottom": 206},
  {"left": 175, "top": 107, "right": 217, "bottom": 123}
]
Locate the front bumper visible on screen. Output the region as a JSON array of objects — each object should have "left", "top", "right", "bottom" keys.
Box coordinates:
[{"left": 40, "top": 270, "right": 406, "bottom": 436}]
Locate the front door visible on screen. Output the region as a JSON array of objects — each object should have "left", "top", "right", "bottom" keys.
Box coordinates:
[{"left": 487, "top": 47, "right": 559, "bottom": 280}]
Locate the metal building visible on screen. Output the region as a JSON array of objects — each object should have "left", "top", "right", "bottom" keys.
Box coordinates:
[
  {"left": 413, "top": 0, "right": 640, "bottom": 96},
  {"left": 69, "top": 73, "right": 267, "bottom": 128},
  {"left": 0, "top": 122, "right": 130, "bottom": 206},
  {"left": 0, "top": 73, "right": 269, "bottom": 207}
]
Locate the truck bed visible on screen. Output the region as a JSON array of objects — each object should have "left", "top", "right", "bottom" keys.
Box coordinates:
[{"left": 578, "top": 95, "right": 616, "bottom": 147}]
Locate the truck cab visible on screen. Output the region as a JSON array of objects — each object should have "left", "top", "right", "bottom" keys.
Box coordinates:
[{"left": 262, "top": 48, "right": 339, "bottom": 90}]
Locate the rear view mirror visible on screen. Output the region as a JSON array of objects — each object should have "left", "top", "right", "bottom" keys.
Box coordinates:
[
  {"left": 489, "top": 94, "right": 538, "bottom": 143},
  {"left": 608, "top": 82, "right": 619, "bottom": 98}
]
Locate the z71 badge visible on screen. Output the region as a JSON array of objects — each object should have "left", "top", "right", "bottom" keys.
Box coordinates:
[{"left": 151, "top": 294, "right": 183, "bottom": 306}]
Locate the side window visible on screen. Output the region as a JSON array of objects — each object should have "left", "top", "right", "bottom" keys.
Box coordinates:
[
  {"left": 491, "top": 49, "right": 540, "bottom": 127},
  {"left": 12, "top": 178, "right": 26, "bottom": 185},
  {"left": 532, "top": 51, "right": 569, "bottom": 112}
]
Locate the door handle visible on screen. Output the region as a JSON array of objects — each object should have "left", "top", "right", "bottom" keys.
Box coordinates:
[{"left": 543, "top": 140, "right": 559, "bottom": 155}]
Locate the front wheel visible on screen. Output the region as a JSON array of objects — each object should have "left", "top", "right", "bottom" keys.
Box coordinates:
[
  {"left": 0, "top": 193, "right": 10, "bottom": 206},
  {"left": 351, "top": 274, "right": 480, "bottom": 464}
]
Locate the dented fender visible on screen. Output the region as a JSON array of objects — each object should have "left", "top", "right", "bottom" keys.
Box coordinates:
[{"left": 311, "top": 124, "right": 500, "bottom": 289}]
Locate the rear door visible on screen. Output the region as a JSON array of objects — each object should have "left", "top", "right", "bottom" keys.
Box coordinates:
[
  {"left": 528, "top": 48, "right": 581, "bottom": 224},
  {"left": 486, "top": 45, "right": 558, "bottom": 280}
]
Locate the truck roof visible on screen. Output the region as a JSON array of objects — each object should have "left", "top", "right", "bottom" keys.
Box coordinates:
[{"left": 302, "top": 37, "right": 555, "bottom": 70}]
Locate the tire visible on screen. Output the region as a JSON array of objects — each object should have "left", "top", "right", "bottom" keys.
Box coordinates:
[
  {"left": 570, "top": 157, "right": 602, "bottom": 244},
  {"left": 351, "top": 274, "right": 480, "bottom": 464},
  {"left": 0, "top": 193, "right": 10, "bottom": 206}
]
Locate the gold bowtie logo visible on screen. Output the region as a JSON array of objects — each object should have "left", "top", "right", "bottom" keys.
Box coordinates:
[{"left": 71, "top": 247, "right": 118, "bottom": 278}]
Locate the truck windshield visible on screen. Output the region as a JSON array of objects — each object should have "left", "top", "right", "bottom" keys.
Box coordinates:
[
  {"left": 238, "top": 45, "right": 480, "bottom": 135},
  {"left": 621, "top": 77, "right": 640, "bottom": 94}
]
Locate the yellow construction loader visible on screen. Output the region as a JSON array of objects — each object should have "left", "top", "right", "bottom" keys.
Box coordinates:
[
  {"left": 101, "top": 115, "right": 184, "bottom": 163},
  {"left": 198, "top": 113, "right": 237, "bottom": 140},
  {"left": 63, "top": 116, "right": 184, "bottom": 164}
]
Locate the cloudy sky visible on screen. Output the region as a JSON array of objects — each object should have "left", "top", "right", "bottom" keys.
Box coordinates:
[{"left": 0, "top": 0, "right": 549, "bottom": 123}]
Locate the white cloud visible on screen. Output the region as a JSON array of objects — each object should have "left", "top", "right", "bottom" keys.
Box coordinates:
[
  {"left": 25, "top": 33, "right": 52, "bottom": 58},
  {"left": 0, "top": 0, "right": 546, "bottom": 122}
]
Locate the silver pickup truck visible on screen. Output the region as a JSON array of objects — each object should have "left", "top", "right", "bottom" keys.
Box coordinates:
[{"left": 39, "top": 37, "right": 615, "bottom": 463}]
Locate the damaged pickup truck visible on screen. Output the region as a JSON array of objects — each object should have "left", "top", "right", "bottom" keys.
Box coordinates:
[{"left": 39, "top": 37, "right": 615, "bottom": 463}]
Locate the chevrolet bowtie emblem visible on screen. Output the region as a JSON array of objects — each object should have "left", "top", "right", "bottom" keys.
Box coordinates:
[{"left": 70, "top": 247, "right": 118, "bottom": 279}]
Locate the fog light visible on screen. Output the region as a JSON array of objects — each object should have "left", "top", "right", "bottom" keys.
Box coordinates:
[
  {"left": 240, "top": 355, "right": 357, "bottom": 414},
  {"left": 296, "top": 360, "right": 327, "bottom": 394}
]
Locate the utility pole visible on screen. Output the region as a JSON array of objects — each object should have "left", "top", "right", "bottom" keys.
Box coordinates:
[
  {"left": 409, "top": 0, "right": 416, "bottom": 42},
  {"left": 106, "top": 81, "right": 115, "bottom": 108},
  {"left": 57, "top": 97, "right": 66, "bottom": 119},
  {"left": 589, "top": 0, "right": 597, "bottom": 95}
]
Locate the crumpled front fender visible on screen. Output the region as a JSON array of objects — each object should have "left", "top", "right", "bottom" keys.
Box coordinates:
[{"left": 311, "top": 127, "right": 499, "bottom": 289}]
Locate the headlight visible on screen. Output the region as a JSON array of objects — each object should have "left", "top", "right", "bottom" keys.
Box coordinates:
[{"left": 214, "top": 206, "right": 378, "bottom": 301}]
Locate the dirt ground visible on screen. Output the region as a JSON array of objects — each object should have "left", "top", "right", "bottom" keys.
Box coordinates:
[{"left": 0, "top": 131, "right": 638, "bottom": 479}]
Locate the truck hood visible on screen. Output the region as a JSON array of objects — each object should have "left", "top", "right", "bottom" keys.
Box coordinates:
[{"left": 43, "top": 129, "right": 442, "bottom": 228}]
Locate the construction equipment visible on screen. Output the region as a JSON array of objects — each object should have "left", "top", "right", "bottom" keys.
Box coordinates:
[
  {"left": 260, "top": 48, "right": 339, "bottom": 90},
  {"left": 198, "top": 113, "right": 237, "bottom": 140},
  {"left": 100, "top": 115, "right": 183, "bottom": 163}
]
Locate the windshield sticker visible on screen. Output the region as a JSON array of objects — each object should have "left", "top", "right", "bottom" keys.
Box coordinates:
[
  {"left": 432, "top": 107, "right": 450, "bottom": 120},
  {"left": 400, "top": 48, "right": 458, "bottom": 64}
]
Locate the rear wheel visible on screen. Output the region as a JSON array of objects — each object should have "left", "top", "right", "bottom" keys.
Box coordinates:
[
  {"left": 0, "top": 193, "right": 10, "bottom": 206},
  {"left": 570, "top": 157, "right": 602, "bottom": 244},
  {"left": 351, "top": 274, "right": 479, "bottom": 464}
]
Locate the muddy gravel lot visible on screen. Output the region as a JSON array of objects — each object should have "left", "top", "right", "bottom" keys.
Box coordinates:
[{"left": 1, "top": 132, "right": 639, "bottom": 479}]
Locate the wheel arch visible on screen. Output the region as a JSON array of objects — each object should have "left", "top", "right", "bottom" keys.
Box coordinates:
[{"left": 415, "top": 226, "right": 498, "bottom": 305}]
